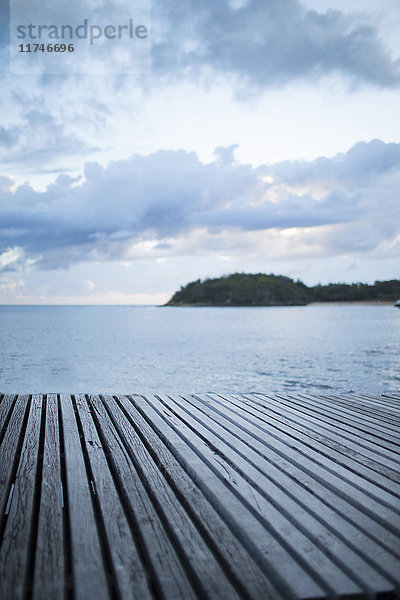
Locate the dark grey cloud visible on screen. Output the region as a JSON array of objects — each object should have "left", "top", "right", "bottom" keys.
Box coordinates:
[
  {"left": 2, "top": 0, "right": 399, "bottom": 88},
  {"left": 152, "top": 0, "right": 400, "bottom": 89},
  {"left": 0, "top": 139, "right": 399, "bottom": 271}
]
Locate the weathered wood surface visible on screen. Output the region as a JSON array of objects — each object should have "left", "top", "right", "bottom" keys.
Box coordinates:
[{"left": 0, "top": 392, "right": 399, "bottom": 600}]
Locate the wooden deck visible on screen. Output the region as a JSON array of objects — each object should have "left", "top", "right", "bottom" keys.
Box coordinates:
[{"left": 0, "top": 392, "right": 400, "bottom": 600}]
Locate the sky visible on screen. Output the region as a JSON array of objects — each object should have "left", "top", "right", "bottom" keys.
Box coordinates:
[{"left": 0, "top": 0, "right": 399, "bottom": 304}]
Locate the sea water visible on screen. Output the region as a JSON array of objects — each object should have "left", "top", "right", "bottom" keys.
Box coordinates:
[{"left": 0, "top": 304, "right": 399, "bottom": 395}]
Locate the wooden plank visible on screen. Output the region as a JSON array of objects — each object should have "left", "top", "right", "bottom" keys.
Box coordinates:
[
  {"left": 113, "top": 394, "right": 286, "bottom": 600},
  {"left": 318, "top": 393, "right": 400, "bottom": 421},
  {"left": 256, "top": 393, "right": 400, "bottom": 466},
  {"left": 192, "top": 393, "right": 400, "bottom": 558},
  {"left": 89, "top": 394, "right": 198, "bottom": 600},
  {"left": 380, "top": 393, "right": 400, "bottom": 406},
  {"left": 284, "top": 392, "right": 400, "bottom": 449},
  {"left": 155, "top": 394, "right": 397, "bottom": 597},
  {"left": 102, "top": 394, "right": 245, "bottom": 600},
  {"left": 0, "top": 395, "right": 31, "bottom": 532},
  {"left": 0, "top": 395, "right": 16, "bottom": 440},
  {"left": 287, "top": 392, "right": 400, "bottom": 436},
  {"left": 183, "top": 393, "right": 400, "bottom": 574},
  {"left": 267, "top": 392, "right": 400, "bottom": 470},
  {"left": 59, "top": 394, "right": 110, "bottom": 600},
  {"left": 240, "top": 392, "right": 400, "bottom": 494},
  {"left": 32, "top": 395, "right": 64, "bottom": 600},
  {"left": 314, "top": 392, "right": 400, "bottom": 423},
  {"left": 361, "top": 393, "right": 400, "bottom": 410},
  {"left": 0, "top": 395, "right": 43, "bottom": 600},
  {"left": 212, "top": 394, "right": 400, "bottom": 517},
  {"left": 130, "top": 394, "right": 334, "bottom": 600},
  {"left": 240, "top": 393, "right": 400, "bottom": 486},
  {"left": 294, "top": 392, "right": 400, "bottom": 435},
  {"left": 74, "top": 394, "right": 153, "bottom": 600},
  {"left": 353, "top": 394, "right": 400, "bottom": 414}
]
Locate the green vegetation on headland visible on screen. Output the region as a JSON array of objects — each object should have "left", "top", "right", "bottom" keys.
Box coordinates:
[{"left": 165, "top": 273, "right": 400, "bottom": 306}]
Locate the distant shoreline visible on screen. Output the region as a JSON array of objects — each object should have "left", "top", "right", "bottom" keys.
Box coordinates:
[
  {"left": 310, "top": 300, "right": 394, "bottom": 306},
  {"left": 165, "top": 300, "right": 396, "bottom": 307},
  {"left": 0, "top": 300, "right": 396, "bottom": 308}
]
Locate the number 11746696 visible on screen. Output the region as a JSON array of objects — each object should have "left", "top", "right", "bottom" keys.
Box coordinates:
[{"left": 18, "top": 43, "right": 75, "bottom": 53}]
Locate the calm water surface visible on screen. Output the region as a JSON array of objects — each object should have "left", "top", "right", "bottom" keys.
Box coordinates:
[{"left": 0, "top": 304, "right": 399, "bottom": 394}]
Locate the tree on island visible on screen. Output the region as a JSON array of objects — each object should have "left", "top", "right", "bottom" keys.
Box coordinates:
[{"left": 165, "top": 273, "right": 400, "bottom": 306}]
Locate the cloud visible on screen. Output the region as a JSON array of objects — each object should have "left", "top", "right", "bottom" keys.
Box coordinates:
[
  {"left": 0, "top": 109, "right": 94, "bottom": 168},
  {"left": 0, "top": 246, "right": 36, "bottom": 272},
  {"left": 152, "top": 0, "right": 400, "bottom": 89},
  {"left": 0, "top": 176, "right": 14, "bottom": 193},
  {"left": 2, "top": 0, "right": 399, "bottom": 89},
  {"left": 0, "top": 1, "right": 9, "bottom": 49},
  {"left": 0, "top": 126, "right": 20, "bottom": 148},
  {"left": 0, "top": 0, "right": 399, "bottom": 189},
  {"left": 268, "top": 139, "right": 400, "bottom": 186},
  {"left": 0, "top": 139, "right": 399, "bottom": 272}
]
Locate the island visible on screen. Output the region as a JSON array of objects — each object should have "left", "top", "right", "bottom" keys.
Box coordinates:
[{"left": 165, "top": 273, "right": 400, "bottom": 306}]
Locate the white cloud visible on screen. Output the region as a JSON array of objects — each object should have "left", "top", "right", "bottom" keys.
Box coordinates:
[{"left": 0, "top": 140, "right": 398, "bottom": 276}]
